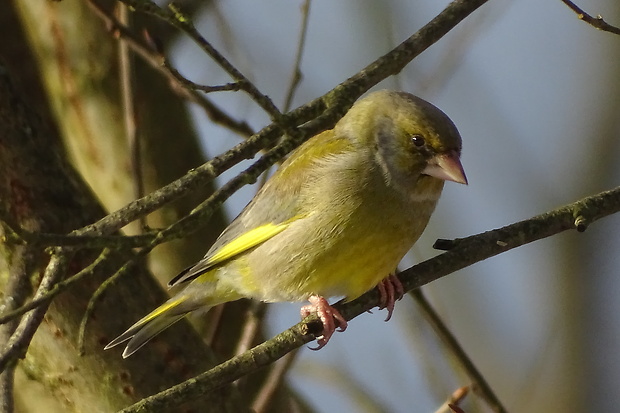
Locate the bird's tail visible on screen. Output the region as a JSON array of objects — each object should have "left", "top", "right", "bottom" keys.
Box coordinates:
[{"left": 105, "top": 295, "right": 204, "bottom": 358}]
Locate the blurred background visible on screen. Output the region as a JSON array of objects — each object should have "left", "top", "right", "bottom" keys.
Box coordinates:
[
  {"left": 179, "top": 1, "right": 620, "bottom": 411},
  {"left": 8, "top": 0, "right": 620, "bottom": 412}
]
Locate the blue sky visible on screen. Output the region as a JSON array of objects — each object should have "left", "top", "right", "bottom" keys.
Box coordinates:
[{"left": 175, "top": 1, "right": 620, "bottom": 411}]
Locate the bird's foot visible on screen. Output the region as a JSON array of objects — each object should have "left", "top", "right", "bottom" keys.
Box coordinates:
[
  {"left": 376, "top": 274, "right": 404, "bottom": 321},
  {"left": 300, "top": 295, "right": 348, "bottom": 350}
]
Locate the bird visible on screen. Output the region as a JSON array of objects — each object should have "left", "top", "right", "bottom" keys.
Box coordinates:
[{"left": 105, "top": 90, "right": 467, "bottom": 358}]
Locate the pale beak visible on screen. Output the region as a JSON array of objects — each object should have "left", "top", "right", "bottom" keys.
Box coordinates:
[{"left": 422, "top": 150, "right": 468, "bottom": 185}]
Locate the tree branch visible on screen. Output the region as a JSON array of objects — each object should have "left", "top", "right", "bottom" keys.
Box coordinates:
[
  {"left": 560, "top": 0, "right": 620, "bottom": 35},
  {"left": 0, "top": 55, "right": 243, "bottom": 409},
  {"left": 0, "top": 252, "right": 70, "bottom": 373},
  {"left": 75, "top": 0, "right": 489, "bottom": 238},
  {"left": 0, "top": 249, "right": 112, "bottom": 326},
  {"left": 282, "top": 0, "right": 312, "bottom": 113},
  {"left": 118, "top": 186, "right": 620, "bottom": 412},
  {"left": 411, "top": 289, "right": 506, "bottom": 413},
  {"left": 0, "top": 0, "right": 494, "bottom": 389},
  {"left": 121, "top": 0, "right": 284, "bottom": 122},
  {"left": 86, "top": 0, "right": 256, "bottom": 137}
]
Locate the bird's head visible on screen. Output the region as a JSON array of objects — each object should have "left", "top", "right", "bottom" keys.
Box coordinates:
[{"left": 337, "top": 90, "right": 467, "bottom": 192}]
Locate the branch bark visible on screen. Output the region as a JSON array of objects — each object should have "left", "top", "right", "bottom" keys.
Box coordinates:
[
  {"left": 119, "top": 185, "right": 620, "bottom": 412},
  {"left": 7, "top": 0, "right": 606, "bottom": 411},
  {"left": 0, "top": 60, "right": 243, "bottom": 412}
]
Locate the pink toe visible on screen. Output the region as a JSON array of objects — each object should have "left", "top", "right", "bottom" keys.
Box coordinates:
[
  {"left": 300, "top": 295, "right": 347, "bottom": 349},
  {"left": 376, "top": 274, "right": 404, "bottom": 322}
]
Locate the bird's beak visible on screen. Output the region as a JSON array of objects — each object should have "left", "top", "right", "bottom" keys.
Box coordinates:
[{"left": 422, "top": 150, "right": 468, "bottom": 185}]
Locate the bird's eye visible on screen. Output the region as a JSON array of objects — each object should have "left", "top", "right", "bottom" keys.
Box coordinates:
[{"left": 411, "top": 135, "right": 425, "bottom": 147}]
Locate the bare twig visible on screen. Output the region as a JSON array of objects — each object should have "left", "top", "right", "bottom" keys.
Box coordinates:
[
  {"left": 0, "top": 249, "right": 112, "bottom": 326},
  {"left": 204, "top": 303, "right": 226, "bottom": 346},
  {"left": 79, "top": 0, "right": 490, "bottom": 240},
  {"left": 1, "top": 128, "right": 334, "bottom": 327},
  {"left": 27, "top": 232, "right": 156, "bottom": 249},
  {"left": 0, "top": 252, "right": 69, "bottom": 373},
  {"left": 0, "top": 361, "right": 16, "bottom": 413},
  {"left": 434, "top": 386, "right": 469, "bottom": 413},
  {"left": 87, "top": 0, "right": 255, "bottom": 137},
  {"left": 168, "top": 3, "right": 283, "bottom": 119},
  {"left": 298, "top": 360, "right": 392, "bottom": 412},
  {"left": 118, "top": 186, "right": 620, "bottom": 412},
  {"left": 0, "top": 219, "right": 159, "bottom": 249},
  {"left": 1, "top": 2, "right": 493, "bottom": 379},
  {"left": 251, "top": 350, "right": 300, "bottom": 413},
  {"left": 163, "top": 66, "right": 245, "bottom": 93},
  {"left": 283, "top": 0, "right": 312, "bottom": 112},
  {"left": 234, "top": 302, "right": 267, "bottom": 357},
  {"left": 76, "top": 248, "right": 148, "bottom": 355},
  {"left": 118, "top": 0, "right": 284, "bottom": 122},
  {"left": 0, "top": 246, "right": 36, "bottom": 412},
  {"left": 117, "top": 3, "right": 147, "bottom": 232},
  {"left": 72, "top": 123, "right": 280, "bottom": 236},
  {"left": 412, "top": 289, "right": 506, "bottom": 413},
  {"left": 560, "top": 0, "right": 620, "bottom": 35}
]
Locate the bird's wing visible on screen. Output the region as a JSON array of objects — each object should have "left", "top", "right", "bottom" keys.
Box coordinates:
[{"left": 168, "top": 130, "right": 355, "bottom": 287}]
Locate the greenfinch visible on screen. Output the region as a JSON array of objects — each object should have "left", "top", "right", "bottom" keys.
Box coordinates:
[{"left": 106, "top": 90, "right": 467, "bottom": 357}]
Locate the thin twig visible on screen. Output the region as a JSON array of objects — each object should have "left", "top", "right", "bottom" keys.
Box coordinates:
[
  {"left": 232, "top": 302, "right": 267, "bottom": 390},
  {"left": 0, "top": 128, "right": 326, "bottom": 327},
  {"left": 0, "top": 252, "right": 70, "bottom": 373},
  {"left": 72, "top": 123, "right": 282, "bottom": 236},
  {"left": 251, "top": 350, "right": 300, "bottom": 413},
  {"left": 283, "top": 0, "right": 312, "bottom": 113},
  {"left": 119, "top": 0, "right": 284, "bottom": 123},
  {"left": 297, "top": 360, "right": 392, "bottom": 412},
  {"left": 560, "top": 0, "right": 620, "bottom": 35},
  {"left": 81, "top": 0, "right": 490, "bottom": 240},
  {"left": 0, "top": 247, "right": 36, "bottom": 412},
  {"left": 164, "top": 65, "right": 245, "bottom": 93},
  {"left": 87, "top": 0, "right": 255, "bottom": 137},
  {"left": 234, "top": 302, "right": 267, "bottom": 357},
  {"left": 77, "top": 248, "right": 148, "bottom": 355},
  {"left": 2, "top": 1, "right": 493, "bottom": 375},
  {"left": 120, "top": 319, "right": 313, "bottom": 413},
  {"left": 412, "top": 289, "right": 506, "bottom": 413},
  {"left": 118, "top": 185, "right": 620, "bottom": 412},
  {"left": 26, "top": 232, "right": 156, "bottom": 249},
  {"left": 153, "top": 128, "right": 309, "bottom": 244},
  {"left": 433, "top": 386, "right": 469, "bottom": 413},
  {"left": 166, "top": 3, "right": 283, "bottom": 121},
  {"left": 117, "top": 3, "right": 147, "bottom": 232},
  {"left": 0, "top": 220, "right": 159, "bottom": 249},
  {"left": 204, "top": 303, "right": 226, "bottom": 346},
  {"left": 0, "top": 249, "right": 112, "bottom": 326},
  {"left": 0, "top": 361, "right": 16, "bottom": 413}
]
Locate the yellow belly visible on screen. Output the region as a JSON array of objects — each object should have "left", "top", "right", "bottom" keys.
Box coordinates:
[
  {"left": 219, "top": 165, "right": 444, "bottom": 303},
  {"left": 229, "top": 194, "right": 439, "bottom": 303}
]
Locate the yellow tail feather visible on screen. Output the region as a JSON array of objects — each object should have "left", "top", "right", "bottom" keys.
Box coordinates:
[{"left": 105, "top": 296, "right": 199, "bottom": 358}]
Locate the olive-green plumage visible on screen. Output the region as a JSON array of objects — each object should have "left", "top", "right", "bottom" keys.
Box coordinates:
[{"left": 106, "top": 90, "right": 467, "bottom": 357}]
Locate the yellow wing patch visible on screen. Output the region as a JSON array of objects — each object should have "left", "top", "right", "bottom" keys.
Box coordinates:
[
  {"left": 168, "top": 218, "right": 303, "bottom": 287},
  {"left": 205, "top": 222, "right": 290, "bottom": 267}
]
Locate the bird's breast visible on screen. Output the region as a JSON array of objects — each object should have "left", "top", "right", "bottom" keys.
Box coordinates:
[{"left": 238, "top": 164, "right": 443, "bottom": 303}]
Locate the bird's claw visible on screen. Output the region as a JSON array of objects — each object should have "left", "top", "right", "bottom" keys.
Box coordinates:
[
  {"left": 300, "top": 295, "right": 347, "bottom": 350},
  {"left": 376, "top": 274, "right": 404, "bottom": 321}
]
